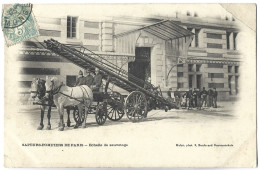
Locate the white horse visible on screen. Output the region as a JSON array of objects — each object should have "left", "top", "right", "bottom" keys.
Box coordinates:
[{"left": 45, "top": 76, "right": 93, "bottom": 131}]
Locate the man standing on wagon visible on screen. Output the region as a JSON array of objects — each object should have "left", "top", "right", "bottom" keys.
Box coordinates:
[
  {"left": 85, "top": 68, "right": 94, "bottom": 87},
  {"left": 75, "top": 70, "right": 86, "bottom": 86},
  {"left": 92, "top": 67, "right": 103, "bottom": 92}
]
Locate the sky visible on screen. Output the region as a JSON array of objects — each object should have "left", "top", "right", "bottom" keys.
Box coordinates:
[{"left": 33, "top": 4, "right": 232, "bottom": 20}]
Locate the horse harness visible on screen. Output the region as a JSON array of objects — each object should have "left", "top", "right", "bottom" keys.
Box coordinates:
[{"left": 47, "top": 80, "right": 90, "bottom": 106}]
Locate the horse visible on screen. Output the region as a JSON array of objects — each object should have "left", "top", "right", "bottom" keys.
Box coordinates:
[
  {"left": 44, "top": 76, "right": 93, "bottom": 131},
  {"left": 30, "top": 78, "right": 72, "bottom": 130}
]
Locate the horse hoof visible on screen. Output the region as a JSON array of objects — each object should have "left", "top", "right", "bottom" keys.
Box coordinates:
[
  {"left": 46, "top": 125, "right": 51, "bottom": 130},
  {"left": 74, "top": 125, "right": 79, "bottom": 129},
  {"left": 37, "top": 125, "right": 44, "bottom": 130},
  {"left": 58, "top": 127, "right": 64, "bottom": 131},
  {"left": 67, "top": 122, "right": 71, "bottom": 127}
]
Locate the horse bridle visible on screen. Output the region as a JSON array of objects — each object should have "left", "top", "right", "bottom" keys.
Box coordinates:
[
  {"left": 30, "top": 81, "right": 45, "bottom": 99},
  {"left": 46, "top": 80, "right": 63, "bottom": 95}
]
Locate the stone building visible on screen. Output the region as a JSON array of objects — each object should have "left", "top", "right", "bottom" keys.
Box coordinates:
[{"left": 18, "top": 12, "right": 241, "bottom": 103}]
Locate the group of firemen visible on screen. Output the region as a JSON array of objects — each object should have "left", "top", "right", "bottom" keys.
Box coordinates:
[
  {"left": 173, "top": 87, "right": 218, "bottom": 110},
  {"left": 75, "top": 67, "right": 102, "bottom": 92}
]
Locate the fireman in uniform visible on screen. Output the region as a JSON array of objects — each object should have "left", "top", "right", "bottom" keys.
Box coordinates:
[
  {"left": 85, "top": 68, "right": 94, "bottom": 87},
  {"left": 192, "top": 88, "right": 198, "bottom": 108},
  {"left": 212, "top": 87, "right": 218, "bottom": 108},
  {"left": 186, "top": 88, "right": 193, "bottom": 109},
  {"left": 92, "top": 67, "right": 103, "bottom": 92},
  {"left": 75, "top": 70, "right": 86, "bottom": 86},
  {"left": 201, "top": 87, "right": 208, "bottom": 107}
]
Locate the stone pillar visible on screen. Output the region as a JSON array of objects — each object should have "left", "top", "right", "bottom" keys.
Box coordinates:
[
  {"left": 230, "top": 75, "right": 236, "bottom": 95},
  {"left": 198, "top": 28, "right": 204, "bottom": 48},
  {"left": 60, "top": 17, "right": 67, "bottom": 39},
  {"left": 101, "top": 22, "right": 114, "bottom": 52},
  {"left": 229, "top": 32, "right": 234, "bottom": 50}
]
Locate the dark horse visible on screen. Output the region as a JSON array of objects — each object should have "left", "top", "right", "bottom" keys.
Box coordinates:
[{"left": 30, "top": 78, "right": 71, "bottom": 130}]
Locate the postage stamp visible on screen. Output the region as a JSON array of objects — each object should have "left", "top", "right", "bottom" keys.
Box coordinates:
[{"left": 1, "top": 3, "right": 39, "bottom": 47}]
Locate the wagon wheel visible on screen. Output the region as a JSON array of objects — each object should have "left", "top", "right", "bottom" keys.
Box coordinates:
[
  {"left": 107, "top": 92, "right": 125, "bottom": 121},
  {"left": 124, "top": 91, "right": 147, "bottom": 122},
  {"left": 95, "top": 102, "right": 107, "bottom": 125},
  {"left": 73, "top": 107, "right": 85, "bottom": 125}
]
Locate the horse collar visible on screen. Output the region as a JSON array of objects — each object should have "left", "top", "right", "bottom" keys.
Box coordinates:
[{"left": 52, "top": 84, "right": 63, "bottom": 95}]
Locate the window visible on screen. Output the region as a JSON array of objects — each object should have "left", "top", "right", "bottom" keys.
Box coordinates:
[
  {"left": 67, "top": 16, "right": 77, "bottom": 38},
  {"left": 19, "top": 81, "right": 32, "bottom": 88},
  {"left": 208, "top": 73, "right": 224, "bottom": 78},
  {"left": 177, "top": 83, "right": 184, "bottom": 88},
  {"left": 66, "top": 75, "right": 77, "bottom": 87},
  {"left": 187, "top": 11, "right": 191, "bottom": 16},
  {"left": 233, "top": 32, "right": 238, "bottom": 50},
  {"left": 188, "top": 64, "right": 193, "bottom": 72},
  {"left": 177, "top": 72, "right": 183, "bottom": 77},
  {"left": 84, "top": 21, "right": 99, "bottom": 28},
  {"left": 196, "top": 64, "right": 201, "bottom": 72},
  {"left": 84, "top": 33, "right": 99, "bottom": 40},
  {"left": 208, "top": 83, "right": 224, "bottom": 88},
  {"left": 235, "top": 66, "right": 239, "bottom": 73},
  {"left": 226, "top": 32, "right": 231, "bottom": 49},
  {"left": 20, "top": 68, "right": 60, "bottom": 75},
  {"left": 207, "top": 53, "right": 223, "bottom": 58},
  {"left": 84, "top": 45, "right": 99, "bottom": 51},
  {"left": 195, "top": 29, "right": 200, "bottom": 47},
  {"left": 189, "top": 75, "right": 193, "bottom": 88},
  {"left": 208, "top": 63, "right": 223, "bottom": 68},
  {"left": 207, "top": 33, "right": 222, "bottom": 39},
  {"left": 177, "top": 64, "right": 183, "bottom": 67},
  {"left": 207, "top": 43, "right": 222, "bottom": 49},
  {"left": 39, "top": 29, "right": 61, "bottom": 37},
  {"left": 228, "top": 66, "right": 232, "bottom": 73}
]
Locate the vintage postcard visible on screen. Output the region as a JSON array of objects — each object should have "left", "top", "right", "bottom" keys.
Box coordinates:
[{"left": 2, "top": 3, "right": 256, "bottom": 167}]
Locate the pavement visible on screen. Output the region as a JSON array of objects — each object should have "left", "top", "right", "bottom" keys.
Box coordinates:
[
  {"left": 18, "top": 101, "right": 238, "bottom": 130},
  {"left": 6, "top": 100, "right": 245, "bottom": 167}
]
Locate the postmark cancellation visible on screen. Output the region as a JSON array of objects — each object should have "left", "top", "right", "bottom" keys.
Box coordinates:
[{"left": 2, "top": 4, "right": 39, "bottom": 47}]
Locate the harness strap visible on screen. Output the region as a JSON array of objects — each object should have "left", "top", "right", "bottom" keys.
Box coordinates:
[{"left": 59, "top": 92, "right": 84, "bottom": 103}]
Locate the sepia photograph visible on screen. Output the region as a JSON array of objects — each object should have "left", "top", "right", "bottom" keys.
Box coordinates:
[{"left": 2, "top": 3, "right": 256, "bottom": 168}]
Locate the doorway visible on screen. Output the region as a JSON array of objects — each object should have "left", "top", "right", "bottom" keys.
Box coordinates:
[
  {"left": 188, "top": 75, "right": 193, "bottom": 89},
  {"left": 128, "top": 47, "right": 151, "bottom": 87},
  {"left": 196, "top": 74, "right": 202, "bottom": 89}
]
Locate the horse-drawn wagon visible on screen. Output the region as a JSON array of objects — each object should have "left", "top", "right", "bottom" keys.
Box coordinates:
[{"left": 32, "top": 38, "right": 176, "bottom": 130}]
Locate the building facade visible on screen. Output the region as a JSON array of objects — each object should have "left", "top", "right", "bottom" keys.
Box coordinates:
[{"left": 18, "top": 12, "right": 241, "bottom": 103}]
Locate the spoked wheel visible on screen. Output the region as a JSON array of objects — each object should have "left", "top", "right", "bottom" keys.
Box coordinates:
[
  {"left": 73, "top": 107, "right": 85, "bottom": 125},
  {"left": 124, "top": 91, "right": 148, "bottom": 122},
  {"left": 107, "top": 92, "right": 125, "bottom": 121},
  {"left": 95, "top": 102, "right": 107, "bottom": 125}
]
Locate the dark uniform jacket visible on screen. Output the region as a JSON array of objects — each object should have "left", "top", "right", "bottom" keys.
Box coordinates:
[
  {"left": 192, "top": 90, "right": 198, "bottom": 97},
  {"left": 186, "top": 90, "right": 193, "bottom": 99},
  {"left": 208, "top": 89, "right": 214, "bottom": 96},
  {"left": 75, "top": 76, "right": 86, "bottom": 86},
  {"left": 201, "top": 90, "right": 208, "bottom": 96},
  {"left": 174, "top": 91, "right": 181, "bottom": 98},
  {"left": 85, "top": 75, "right": 94, "bottom": 87},
  {"left": 93, "top": 73, "right": 102, "bottom": 89},
  {"left": 212, "top": 91, "right": 218, "bottom": 98}
]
